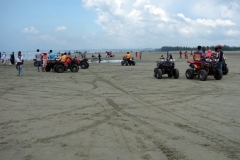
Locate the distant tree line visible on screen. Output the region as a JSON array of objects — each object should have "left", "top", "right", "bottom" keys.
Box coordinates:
[{"left": 155, "top": 45, "right": 240, "bottom": 52}]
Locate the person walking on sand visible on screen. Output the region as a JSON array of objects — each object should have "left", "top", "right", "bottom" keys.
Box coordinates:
[
  {"left": 139, "top": 52, "right": 142, "bottom": 59},
  {"left": 135, "top": 52, "right": 138, "bottom": 58},
  {"left": 16, "top": 51, "right": 23, "bottom": 76},
  {"left": 190, "top": 50, "right": 193, "bottom": 57},
  {"left": 35, "top": 49, "right": 42, "bottom": 72}
]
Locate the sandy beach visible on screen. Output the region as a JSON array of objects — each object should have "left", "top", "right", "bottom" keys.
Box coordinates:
[{"left": 0, "top": 51, "right": 240, "bottom": 160}]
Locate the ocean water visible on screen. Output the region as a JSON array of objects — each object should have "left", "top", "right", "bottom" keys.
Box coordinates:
[{"left": 1, "top": 50, "right": 118, "bottom": 60}]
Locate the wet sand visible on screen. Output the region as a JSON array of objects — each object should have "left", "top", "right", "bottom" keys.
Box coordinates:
[{"left": 0, "top": 51, "right": 240, "bottom": 160}]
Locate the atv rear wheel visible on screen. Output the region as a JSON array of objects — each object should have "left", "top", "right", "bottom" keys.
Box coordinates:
[
  {"left": 156, "top": 69, "right": 162, "bottom": 79},
  {"left": 56, "top": 65, "right": 64, "bottom": 73},
  {"left": 186, "top": 69, "right": 194, "bottom": 79},
  {"left": 173, "top": 68, "right": 179, "bottom": 79},
  {"left": 45, "top": 65, "right": 51, "bottom": 72},
  {"left": 214, "top": 69, "right": 222, "bottom": 80},
  {"left": 80, "top": 62, "right": 87, "bottom": 69},
  {"left": 86, "top": 63, "right": 89, "bottom": 68},
  {"left": 154, "top": 68, "right": 158, "bottom": 78},
  {"left": 223, "top": 66, "right": 228, "bottom": 75},
  {"left": 198, "top": 69, "right": 207, "bottom": 81},
  {"left": 132, "top": 61, "right": 135, "bottom": 66}
]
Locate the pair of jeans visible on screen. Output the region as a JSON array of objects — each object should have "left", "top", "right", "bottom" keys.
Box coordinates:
[
  {"left": 18, "top": 65, "right": 23, "bottom": 75},
  {"left": 218, "top": 62, "right": 223, "bottom": 71},
  {"left": 37, "top": 61, "right": 42, "bottom": 71}
]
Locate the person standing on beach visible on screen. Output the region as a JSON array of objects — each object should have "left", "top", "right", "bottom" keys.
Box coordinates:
[
  {"left": 1, "top": 52, "right": 6, "bottom": 66},
  {"left": 42, "top": 53, "right": 48, "bottom": 72},
  {"left": 139, "top": 52, "right": 142, "bottom": 59},
  {"left": 98, "top": 53, "right": 102, "bottom": 63},
  {"left": 35, "top": 49, "right": 42, "bottom": 72},
  {"left": 10, "top": 52, "right": 15, "bottom": 65},
  {"left": 49, "top": 50, "right": 55, "bottom": 60},
  {"left": 179, "top": 51, "right": 182, "bottom": 58},
  {"left": 16, "top": 51, "right": 23, "bottom": 76},
  {"left": 190, "top": 50, "right": 193, "bottom": 57},
  {"left": 135, "top": 52, "right": 138, "bottom": 58},
  {"left": 217, "top": 45, "right": 224, "bottom": 71}
]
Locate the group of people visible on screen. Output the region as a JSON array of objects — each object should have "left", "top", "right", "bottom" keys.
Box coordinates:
[
  {"left": 193, "top": 45, "right": 224, "bottom": 71},
  {"left": 0, "top": 52, "right": 15, "bottom": 66},
  {"left": 35, "top": 49, "right": 57, "bottom": 72}
]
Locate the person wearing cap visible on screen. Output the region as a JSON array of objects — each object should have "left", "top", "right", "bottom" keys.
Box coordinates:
[
  {"left": 35, "top": 49, "right": 42, "bottom": 72},
  {"left": 217, "top": 45, "right": 224, "bottom": 71},
  {"left": 16, "top": 51, "right": 23, "bottom": 76}
]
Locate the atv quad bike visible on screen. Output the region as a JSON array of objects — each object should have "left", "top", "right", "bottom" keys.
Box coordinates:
[
  {"left": 45, "top": 58, "right": 79, "bottom": 73},
  {"left": 78, "top": 58, "right": 89, "bottom": 69},
  {"left": 121, "top": 57, "right": 136, "bottom": 66},
  {"left": 185, "top": 56, "right": 222, "bottom": 81},
  {"left": 154, "top": 57, "right": 179, "bottom": 79}
]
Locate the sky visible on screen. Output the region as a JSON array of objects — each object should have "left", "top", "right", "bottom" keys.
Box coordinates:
[{"left": 0, "top": 0, "right": 240, "bottom": 52}]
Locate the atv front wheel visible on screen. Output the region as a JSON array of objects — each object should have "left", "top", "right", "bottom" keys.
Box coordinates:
[
  {"left": 173, "top": 68, "right": 179, "bottom": 79},
  {"left": 154, "top": 68, "right": 158, "bottom": 78},
  {"left": 198, "top": 69, "right": 207, "bottom": 81},
  {"left": 132, "top": 61, "right": 135, "bottom": 66},
  {"left": 121, "top": 61, "right": 124, "bottom": 66},
  {"left": 156, "top": 69, "right": 162, "bottom": 79}
]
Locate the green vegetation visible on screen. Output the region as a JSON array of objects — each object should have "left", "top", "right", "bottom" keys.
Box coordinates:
[{"left": 155, "top": 45, "right": 240, "bottom": 52}]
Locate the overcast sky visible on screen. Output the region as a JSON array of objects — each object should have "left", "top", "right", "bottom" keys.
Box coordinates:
[{"left": 1, "top": 0, "right": 240, "bottom": 51}]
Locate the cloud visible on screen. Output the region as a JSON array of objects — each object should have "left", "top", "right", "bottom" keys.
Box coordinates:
[
  {"left": 226, "top": 29, "right": 240, "bottom": 36},
  {"left": 82, "top": 0, "right": 240, "bottom": 47},
  {"left": 55, "top": 26, "right": 67, "bottom": 31},
  {"left": 26, "top": 34, "right": 67, "bottom": 45},
  {"left": 22, "top": 27, "right": 39, "bottom": 34}
]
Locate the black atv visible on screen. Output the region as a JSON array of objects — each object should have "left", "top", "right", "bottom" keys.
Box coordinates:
[
  {"left": 79, "top": 58, "right": 89, "bottom": 69},
  {"left": 45, "top": 58, "right": 79, "bottom": 73},
  {"left": 154, "top": 56, "right": 179, "bottom": 79},
  {"left": 121, "top": 57, "right": 135, "bottom": 66}
]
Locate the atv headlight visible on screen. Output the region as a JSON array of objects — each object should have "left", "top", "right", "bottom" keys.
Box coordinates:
[{"left": 224, "top": 57, "right": 227, "bottom": 60}]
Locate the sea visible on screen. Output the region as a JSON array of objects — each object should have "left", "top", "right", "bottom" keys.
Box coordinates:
[{"left": 0, "top": 49, "right": 144, "bottom": 61}]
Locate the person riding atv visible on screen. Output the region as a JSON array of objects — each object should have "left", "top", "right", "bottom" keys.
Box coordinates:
[
  {"left": 154, "top": 54, "right": 179, "bottom": 79},
  {"left": 121, "top": 52, "right": 135, "bottom": 66}
]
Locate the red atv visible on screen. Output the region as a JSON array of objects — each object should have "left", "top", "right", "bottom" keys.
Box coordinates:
[
  {"left": 185, "top": 55, "right": 222, "bottom": 81},
  {"left": 45, "top": 58, "right": 79, "bottom": 73}
]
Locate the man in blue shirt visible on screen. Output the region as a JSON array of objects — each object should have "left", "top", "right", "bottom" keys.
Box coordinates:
[{"left": 49, "top": 50, "right": 55, "bottom": 60}]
